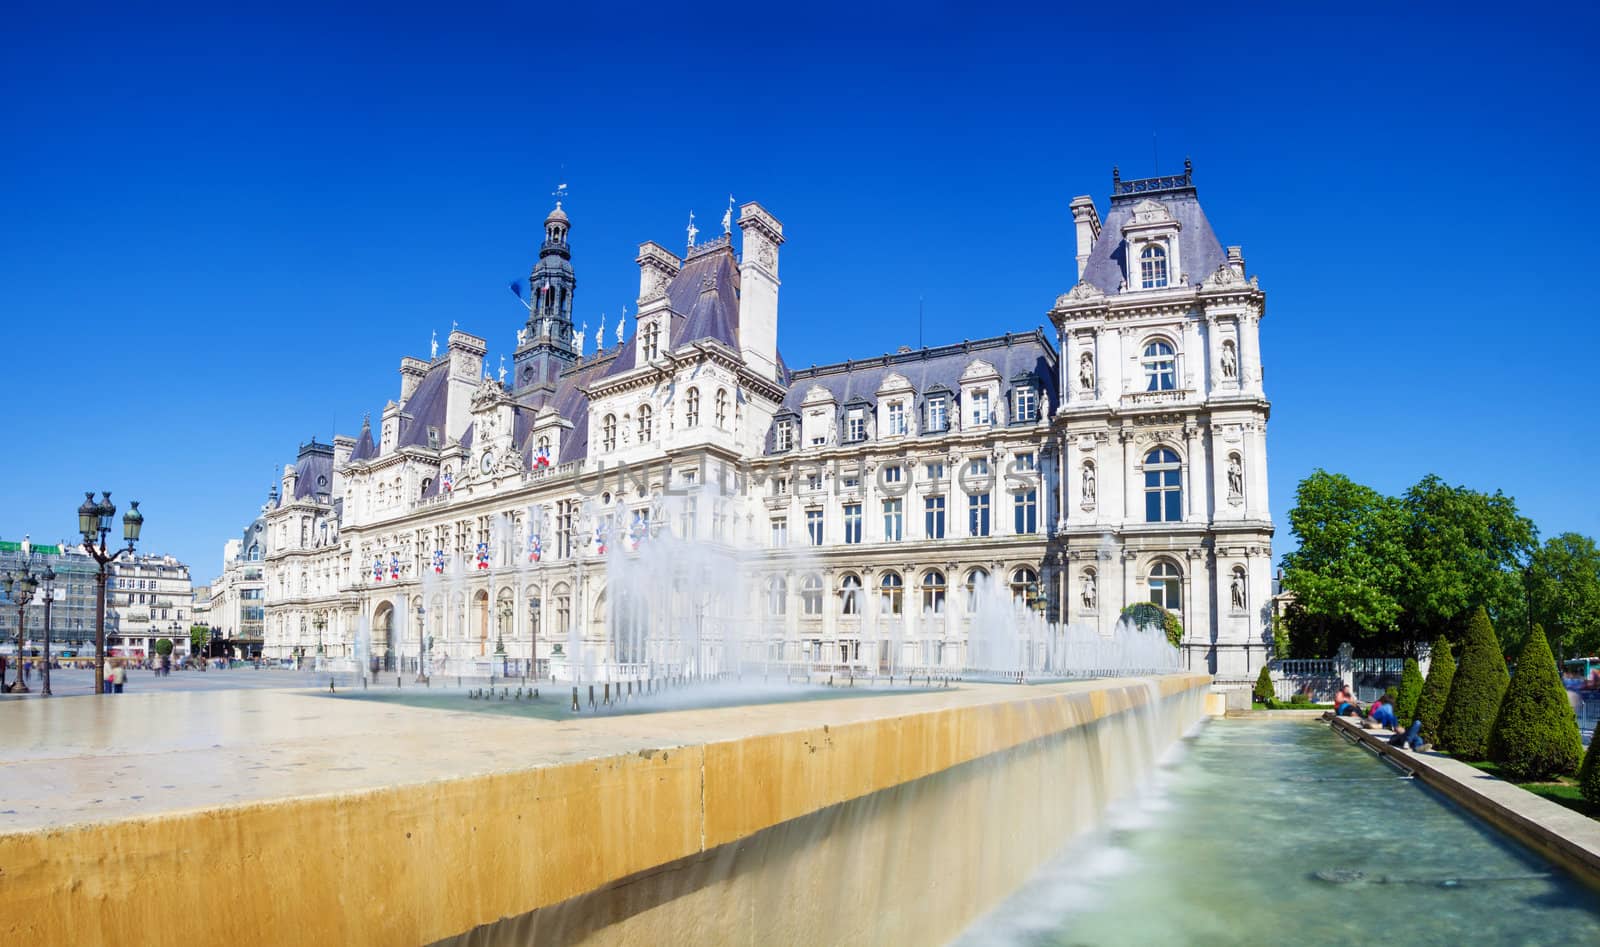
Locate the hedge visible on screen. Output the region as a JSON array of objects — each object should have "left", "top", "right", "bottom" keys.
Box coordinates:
[
  {"left": 1487, "top": 627, "right": 1583, "bottom": 780},
  {"left": 1415, "top": 634, "right": 1455, "bottom": 744},
  {"left": 1437, "top": 607, "right": 1509, "bottom": 761}
]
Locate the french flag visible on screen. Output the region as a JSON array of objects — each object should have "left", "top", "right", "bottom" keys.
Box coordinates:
[
  {"left": 528, "top": 532, "right": 541, "bottom": 563},
  {"left": 534, "top": 446, "right": 551, "bottom": 469},
  {"left": 442, "top": 469, "right": 454, "bottom": 493},
  {"left": 390, "top": 555, "right": 400, "bottom": 580},
  {"left": 594, "top": 523, "right": 607, "bottom": 555},
  {"left": 476, "top": 541, "right": 490, "bottom": 570},
  {"left": 373, "top": 558, "right": 384, "bottom": 583},
  {"left": 432, "top": 549, "right": 445, "bottom": 574}
]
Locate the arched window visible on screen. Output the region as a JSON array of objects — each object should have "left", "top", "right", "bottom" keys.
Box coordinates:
[
  {"left": 1143, "top": 448, "right": 1183, "bottom": 522},
  {"left": 965, "top": 568, "right": 988, "bottom": 613},
  {"left": 637, "top": 404, "right": 653, "bottom": 442},
  {"left": 420, "top": 478, "right": 432, "bottom": 498},
  {"left": 686, "top": 387, "right": 700, "bottom": 426},
  {"left": 766, "top": 575, "right": 787, "bottom": 616},
  {"left": 1140, "top": 244, "right": 1169, "bottom": 289},
  {"left": 921, "top": 569, "right": 946, "bottom": 614},
  {"left": 552, "top": 583, "right": 571, "bottom": 634},
  {"left": 801, "top": 574, "right": 824, "bottom": 616},
  {"left": 602, "top": 414, "right": 617, "bottom": 452},
  {"left": 840, "top": 573, "right": 862, "bottom": 615},
  {"left": 880, "top": 571, "right": 904, "bottom": 615},
  {"left": 715, "top": 389, "right": 729, "bottom": 429},
  {"left": 1142, "top": 341, "right": 1177, "bottom": 391},
  {"left": 1149, "top": 560, "right": 1183, "bottom": 610},
  {"left": 537, "top": 436, "right": 551, "bottom": 456},
  {"left": 1009, "top": 567, "right": 1039, "bottom": 605}
]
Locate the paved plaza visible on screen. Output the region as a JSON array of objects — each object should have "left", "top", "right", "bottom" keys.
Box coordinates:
[{"left": 1, "top": 666, "right": 334, "bottom": 699}]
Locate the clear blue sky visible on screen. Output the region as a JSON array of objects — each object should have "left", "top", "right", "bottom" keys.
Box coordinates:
[{"left": 4, "top": 4, "right": 1596, "bottom": 580}]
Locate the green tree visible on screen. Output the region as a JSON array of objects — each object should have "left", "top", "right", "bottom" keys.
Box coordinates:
[
  {"left": 1415, "top": 635, "right": 1455, "bottom": 743},
  {"left": 154, "top": 638, "right": 174, "bottom": 658},
  {"left": 189, "top": 625, "right": 209, "bottom": 657},
  {"left": 1438, "top": 607, "right": 1510, "bottom": 760},
  {"left": 1253, "top": 665, "right": 1275, "bottom": 705},
  {"left": 1487, "top": 626, "right": 1583, "bottom": 780},
  {"left": 1401, "top": 476, "right": 1536, "bottom": 645},
  {"left": 1526, "top": 533, "right": 1600, "bottom": 661},
  {"left": 1280, "top": 471, "right": 1410, "bottom": 650},
  {"left": 1393, "top": 658, "right": 1424, "bottom": 726}
]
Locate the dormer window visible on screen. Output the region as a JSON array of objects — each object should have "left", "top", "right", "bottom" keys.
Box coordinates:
[
  {"left": 970, "top": 390, "right": 991, "bottom": 426},
  {"left": 1140, "top": 244, "right": 1169, "bottom": 289},
  {"left": 1142, "top": 341, "right": 1177, "bottom": 391},
  {"left": 887, "top": 401, "right": 907, "bottom": 436},
  {"left": 846, "top": 408, "right": 866, "bottom": 443},
  {"left": 926, "top": 397, "right": 948, "bottom": 432},
  {"left": 775, "top": 419, "right": 794, "bottom": 452},
  {"left": 1014, "top": 386, "right": 1038, "bottom": 423}
]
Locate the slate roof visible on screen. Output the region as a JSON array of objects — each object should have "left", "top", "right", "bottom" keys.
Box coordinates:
[
  {"left": 350, "top": 417, "right": 377, "bottom": 461},
  {"left": 292, "top": 441, "right": 335, "bottom": 500},
  {"left": 1080, "top": 182, "right": 1228, "bottom": 295},
  {"left": 395, "top": 360, "right": 452, "bottom": 450},
  {"left": 767, "top": 330, "right": 1058, "bottom": 454}
]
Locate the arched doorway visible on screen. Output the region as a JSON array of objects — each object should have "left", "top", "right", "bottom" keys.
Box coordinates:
[
  {"left": 373, "top": 600, "right": 395, "bottom": 671},
  {"left": 472, "top": 590, "right": 489, "bottom": 656}
]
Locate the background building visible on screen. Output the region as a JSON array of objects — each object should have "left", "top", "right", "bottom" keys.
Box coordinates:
[
  {"left": 0, "top": 536, "right": 102, "bottom": 657},
  {"left": 107, "top": 553, "right": 193, "bottom": 659}
]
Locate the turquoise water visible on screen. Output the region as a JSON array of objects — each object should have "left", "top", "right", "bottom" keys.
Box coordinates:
[{"left": 957, "top": 717, "right": 1600, "bottom": 946}]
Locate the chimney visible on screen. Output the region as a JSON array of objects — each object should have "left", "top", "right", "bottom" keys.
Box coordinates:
[
  {"left": 332, "top": 434, "right": 355, "bottom": 467},
  {"left": 635, "top": 241, "right": 682, "bottom": 303},
  {"left": 444, "top": 329, "right": 487, "bottom": 442},
  {"left": 1070, "top": 196, "right": 1101, "bottom": 280},
  {"left": 399, "top": 357, "right": 429, "bottom": 406},
  {"left": 737, "top": 201, "right": 784, "bottom": 382}
]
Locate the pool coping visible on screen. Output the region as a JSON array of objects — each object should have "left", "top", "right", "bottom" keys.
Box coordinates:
[{"left": 1328, "top": 715, "right": 1600, "bottom": 892}]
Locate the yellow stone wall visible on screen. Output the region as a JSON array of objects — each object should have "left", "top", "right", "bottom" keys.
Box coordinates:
[{"left": 1, "top": 674, "right": 1209, "bottom": 946}]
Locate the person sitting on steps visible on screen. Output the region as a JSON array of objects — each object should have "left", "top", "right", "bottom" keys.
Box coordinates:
[{"left": 1333, "top": 683, "right": 1364, "bottom": 718}]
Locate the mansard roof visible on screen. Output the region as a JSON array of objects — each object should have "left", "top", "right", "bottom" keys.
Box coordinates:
[
  {"left": 394, "top": 359, "right": 452, "bottom": 450},
  {"left": 292, "top": 440, "right": 334, "bottom": 501},
  {"left": 767, "top": 330, "right": 1057, "bottom": 452},
  {"left": 1079, "top": 171, "right": 1228, "bottom": 295},
  {"left": 349, "top": 417, "right": 377, "bottom": 461}
]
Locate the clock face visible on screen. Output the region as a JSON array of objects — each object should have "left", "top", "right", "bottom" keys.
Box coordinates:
[{"left": 481, "top": 451, "right": 495, "bottom": 474}]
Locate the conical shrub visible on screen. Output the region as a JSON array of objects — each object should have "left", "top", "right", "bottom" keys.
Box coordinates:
[
  {"left": 1487, "top": 627, "right": 1583, "bottom": 780},
  {"left": 1394, "top": 658, "right": 1424, "bottom": 726},
  {"left": 1253, "top": 665, "right": 1275, "bottom": 705},
  {"left": 1438, "top": 607, "right": 1509, "bottom": 760},
  {"left": 1580, "top": 732, "right": 1600, "bottom": 808},
  {"left": 1415, "top": 635, "right": 1455, "bottom": 744}
]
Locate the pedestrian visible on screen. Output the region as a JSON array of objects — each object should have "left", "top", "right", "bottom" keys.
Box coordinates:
[
  {"left": 1366, "top": 694, "right": 1397, "bottom": 730},
  {"left": 1333, "top": 683, "right": 1364, "bottom": 718}
]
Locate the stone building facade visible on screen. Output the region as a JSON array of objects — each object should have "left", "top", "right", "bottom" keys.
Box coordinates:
[{"left": 259, "top": 168, "right": 1271, "bottom": 677}]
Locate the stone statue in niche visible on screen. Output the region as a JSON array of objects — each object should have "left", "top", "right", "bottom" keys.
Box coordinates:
[
  {"left": 1227, "top": 455, "right": 1244, "bottom": 497},
  {"left": 1078, "top": 352, "right": 1095, "bottom": 391},
  {"left": 1230, "top": 572, "right": 1246, "bottom": 611},
  {"left": 1221, "top": 340, "right": 1238, "bottom": 380},
  {"left": 1081, "top": 463, "right": 1097, "bottom": 505},
  {"left": 1081, "top": 571, "right": 1097, "bottom": 610}
]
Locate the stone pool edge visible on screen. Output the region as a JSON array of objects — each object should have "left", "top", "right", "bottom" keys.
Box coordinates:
[{"left": 1329, "top": 716, "right": 1600, "bottom": 891}]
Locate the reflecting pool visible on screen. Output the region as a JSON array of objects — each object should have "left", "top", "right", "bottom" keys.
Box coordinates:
[{"left": 956, "top": 717, "right": 1600, "bottom": 946}]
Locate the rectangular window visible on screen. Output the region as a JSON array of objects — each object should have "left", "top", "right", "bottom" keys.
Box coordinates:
[
  {"left": 773, "top": 477, "right": 790, "bottom": 496},
  {"left": 1015, "top": 452, "right": 1036, "bottom": 472},
  {"left": 971, "top": 390, "right": 991, "bottom": 425},
  {"left": 805, "top": 473, "right": 823, "bottom": 491},
  {"left": 846, "top": 409, "right": 865, "bottom": 443},
  {"left": 842, "top": 475, "right": 861, "bottom": 489},
  {"left": 884, "top": 465, "right": 903, "bottom": 484},
  {"left": 843, "top": 503, "right": 862, "bottom": 544},
  {"left": 1015, "top": 387, "right": 1038, "bottom": 422},
  {"left": 887, "top": 401, "right": 907, "bottom": 436},
  {"left": 969, "top": 493, "right": 991, "bottom": 537},
  {"left": 806, "top": 509, "right": 824, "bottom": 546},
  {"left": 924, "top": 496, "right": 946, "bottom": 539},
  {"left": 925, "top": 461, "right": 945, "bottom": 481},
  {"left": 883, "top": 499, "right": 903, "bottom": 541},
  {"left": 770, "top": 518, "right": 788, "bottom": 548},
  {"left": 775, "top": 420, "right": 794, "bottom": 451},
  {"left": 927, "top": 397, "right": 948, "bottom": 432},
  {"left": 1014, "top": 489, "right": 1038, "bottom": 534}
]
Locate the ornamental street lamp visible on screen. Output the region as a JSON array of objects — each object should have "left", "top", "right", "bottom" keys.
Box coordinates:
[
  {"left": 38, "top": 566, "right": 56, "bottom": 696},
  {"left": 2, "top": 562, "right": 42, "bottom": 693},
  {"left": 415, "top": 602, "right": 429, "bottom": 683},
  {"left": 77, "top": 491, "right": 143, "bottom": 697},
  {"left": 496, "top": 603, "right": 510, "bottom": 657},
  {"left": 314, "top": 616, "right": 326, "bottom": 657},
  {"left": 528, "top": 595, "right": 541, "bottom": 681}
]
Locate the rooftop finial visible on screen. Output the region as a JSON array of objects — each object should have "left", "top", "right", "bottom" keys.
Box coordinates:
[
  {"left": 498, "top": 355, "right": 507, "bottom": 385},
  {"left": 553, "top": 181, "right": 568, "bottom": 209},
  {"left": 722, "top": 194, "right": 734, "bottom": 235},
  {"left": 431, "top": 330, "right": 438, "bottom": 359},
  {"left": 686, "top": 210, "right": 698, "bottom": 249},
  {"left": 617, "top": 304, "right": 626, "bottom": 345}
]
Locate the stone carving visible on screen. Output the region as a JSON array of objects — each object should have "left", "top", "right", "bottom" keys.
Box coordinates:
[
  {"left": 1057, "top": 280, "right": 1102, "bottom": 307},
  {"left": 1230, "top": 572, "right": 1246, "bottom": 611},
  {"left": 1204, "top": 262, "right": 1244, "bottom": 288},
  {"left": 498, "top": 355, "right": 507, "bottom": 386},
  {"left": 574, "top": 321, "right": 587, "bottom": 357},
  {"left": 596, "top": 314, "right": 607, "bottom": 352},
  {"left": 616, "top": 311, "right": 625, "bottom": 346},
  {"left": 1078, "top": 352, "right": 1095, "bottom": 391},
  {"left": 1227, "top": 455, "right": 1244, "bottom": 497},
  {"left": 1081, "top": 571, "right": 1097, "bottom": 611},
  {"left": 1081, "top": 462, "right": 1096, "bottom": 506},
  {"left": 1221, "top": 340, "right": 1237, "bottom": 379},
  {"left": 758, "top": 241, "right": 776, "bottom": 269},
  {"left": 431, "top": 330, "right": 438, "bottom": 359},
  {"left": 516, "top": 327, "right": 528, "bottom": 346}
]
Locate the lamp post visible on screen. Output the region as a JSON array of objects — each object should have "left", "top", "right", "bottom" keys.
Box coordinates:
[
  {"left": 528, "top": 595, "right": 541, "bottom": 681},
  {"left": 39, "top": 566, "right": 55, "bottom": 696},
  {"left": 415, "top": 602, "right": 428, "bottom": 683},
  {"left": 2, "top": 563, "right": 41, "bottom": 693},
  {"left": 77, "top": 491, "right": 143, "bottom": 697},
  {"left": 314, "top": 616, "right": 326, "bottom": 664}
]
